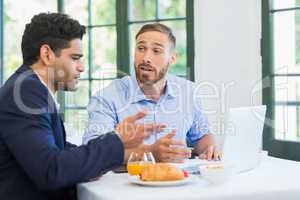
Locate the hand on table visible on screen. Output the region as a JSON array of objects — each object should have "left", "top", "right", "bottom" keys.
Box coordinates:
[
  {"left": 199, "top": 145, "right": 222, "bottom": 161},
  {"left": 150, "top": 130, "right": 192, "bottom": 163}
]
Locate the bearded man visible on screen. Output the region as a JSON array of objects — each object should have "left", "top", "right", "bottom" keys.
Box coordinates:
[{"left": 83, "top": 23, "right": 221, "bottom": 163}]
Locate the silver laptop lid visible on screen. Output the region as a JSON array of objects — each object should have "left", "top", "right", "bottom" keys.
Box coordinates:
[{"left": 222, "top": 106, "right": 266, "bottom": 173}]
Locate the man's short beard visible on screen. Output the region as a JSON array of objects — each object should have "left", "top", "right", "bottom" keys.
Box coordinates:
[
  {"left": 54, "top": 81, "right": 77, "bottom": 91},
  {"left": 135, "top": 64, "right": 169, "bottom": 85}
]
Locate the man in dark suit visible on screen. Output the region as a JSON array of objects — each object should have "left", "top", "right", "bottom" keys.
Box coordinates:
[{"left": 0, "top": 13, "right": 164, "bottom": 200}]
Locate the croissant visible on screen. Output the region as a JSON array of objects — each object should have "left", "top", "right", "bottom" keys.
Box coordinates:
[{"left": 140, "top": 163, "right": 184, "bottom": 181}]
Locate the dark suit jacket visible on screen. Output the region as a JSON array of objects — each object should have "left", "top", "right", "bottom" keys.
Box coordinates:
[{"left": 0, "top": 65, "right": 124, "bottom": 200}]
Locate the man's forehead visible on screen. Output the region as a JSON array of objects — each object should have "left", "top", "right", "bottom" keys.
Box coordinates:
[
  {"left": 136, "top": 40, "right": 167, "bottom": 49},
  {"left": 137, "top": 31, "right": 168, "bottom": 38},
  {"left": 137, "top": 40, "right": 165, "bottom": 48}
]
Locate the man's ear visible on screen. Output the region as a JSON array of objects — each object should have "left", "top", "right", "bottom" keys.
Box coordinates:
[
  {"left": 39, "top": 44, "right": 56, "bottom": 65},
  {"left": 169, "top": 51, "right": 177, "bottom": 66}
]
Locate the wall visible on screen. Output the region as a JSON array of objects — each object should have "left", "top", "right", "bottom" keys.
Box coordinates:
[{"left": 194, "top": 0, "right": 262, "bottom": 137}]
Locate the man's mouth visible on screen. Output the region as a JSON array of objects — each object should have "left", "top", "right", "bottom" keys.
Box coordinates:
[
  {"left": 139, "top": 65, "right": 153, "bottom": 72},
  {"left": 74, "top": 75, "right": 81, "bottom": 80}
]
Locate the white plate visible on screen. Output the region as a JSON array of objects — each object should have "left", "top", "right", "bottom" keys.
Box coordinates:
[{"left": 128, "top": 175, "right": 196, "bottom": 187}]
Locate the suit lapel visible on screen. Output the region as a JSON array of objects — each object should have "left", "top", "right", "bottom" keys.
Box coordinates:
[
  {"left": 18, "top": 64, "right": 66, "bottom": 149},
  {"left": 50, "top": 113, "right": 65, "bottom": 149}
]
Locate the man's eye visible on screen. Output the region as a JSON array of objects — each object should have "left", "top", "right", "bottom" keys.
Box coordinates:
[
  {"left": 72, "top": 57, "right": 80, "bottom": 60},
  {"left": 137, "top": 46, "right": 145, "bottom": 51},
  {"left": 153, "top": 49, "right": 162, "bottom": 54}
]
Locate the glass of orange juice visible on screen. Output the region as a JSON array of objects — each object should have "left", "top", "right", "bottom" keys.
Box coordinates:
[
  {"left": 127, "top": 152, "right": 143, "bottom": 176},
  {"left": 127, "top": 152, "right": 156, "bottom": 175}
]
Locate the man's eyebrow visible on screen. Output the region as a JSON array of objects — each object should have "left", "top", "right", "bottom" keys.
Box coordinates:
[
  {"left": 137, "top": 41, "right": 146, "bottom": 45},
  {"left": 137, "top": 41, "right": 164, "bottom": 48},
  {"left": 152, "top": 42, "right": 164, "bottom": 48}
]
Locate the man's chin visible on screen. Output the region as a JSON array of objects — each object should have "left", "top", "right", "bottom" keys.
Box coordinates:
[
  {"left": 65, "top": 87, "right": 77, "bottom": 92},
  {"left": 138, "top": 74, "right": 156, "bottom": 84},
  {"left": 56, "top": 83, "right": 78, "bottom": 92},
  {"left": 139, "top": 78, "right": 156, "bottom": 85},
  {"left": 65, "top": 84, "right": 78, "bottom": 91}
]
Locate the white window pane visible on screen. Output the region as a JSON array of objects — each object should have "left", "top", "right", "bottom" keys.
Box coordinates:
[
  {"left": 92, "top": 27, "right": 117, "bottom": 79},
  {"left": 273, "top": 0, "right": 300, "bottom": 10},
  {"left": 275, "top": 106, "right": 300, "bottom": 141},
  {"left": 275, "top": 77, "right": 300, "bottom": 102},
  {"left": 273, "top": 11, "right": 297, "bottom": 72},
  {"left": 158, "top": 0, "right": 186, "bottom": 18},
  {"left": 64, "top": 0, "right": 88, "bottom": 25},
  {"left": 92, "top": 0, "right": 116, "bottom": 25},
  {"left": 129, "top": 0, "right": 156, "bottom": 21}
]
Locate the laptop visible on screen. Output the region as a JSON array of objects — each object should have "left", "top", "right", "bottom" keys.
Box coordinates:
[
  {"left": 179, "top": 105, "right": 267, "bottom": 174},
  {"left": 221, "top": 105, "right": 266, "bottom": 173}
]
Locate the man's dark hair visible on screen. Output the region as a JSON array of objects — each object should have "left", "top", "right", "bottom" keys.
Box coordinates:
[
  {"left": 135, "top": 23, "right": 176, "bottom": 50},
  {"left": 21, "top": 12, "right": 86, "bottom": 65}
]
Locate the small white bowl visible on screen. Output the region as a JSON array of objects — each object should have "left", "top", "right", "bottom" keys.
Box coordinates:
[{"left": 199, "top": 164, "right": 234, "bottom": 184}]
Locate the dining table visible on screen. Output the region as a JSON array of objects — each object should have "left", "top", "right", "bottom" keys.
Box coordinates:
[{"left": 77, "top": 155, "right": 300, "bottom": 200}]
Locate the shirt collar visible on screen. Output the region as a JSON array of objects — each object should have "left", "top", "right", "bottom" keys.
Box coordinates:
[
  {"left": 129, "top": 74, "right": 176, "bottom": 104},
  {"left": 33, "top": 70, "right": 60, "bottom": 110}
]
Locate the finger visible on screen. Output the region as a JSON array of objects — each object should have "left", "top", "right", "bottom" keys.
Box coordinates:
[
  {"left": 154, "top": 124, "right": 167, "bottom": 132},
  {"left": 207, "top": 146, "right": 214, "bottom": 160},
  {"left": 157, "top": 131, "right": 176, "bottom": 143},
  {"left": 143, "top": 123, "right": 166, "bottom": 133},
  {"left": 212, "top": 151, "right": 219, "bottom": 161},
  {"left": 213, "top": 150, "right": 221, "bottom": 161},
  {"left": 163, "top": 152, "right": 189, "bottom": 162},
  {"left": 165, "top": 149, "right": 191, "bottom": 161},
  {"left": 217, "top": 152, "right": 223, "bottom": 160},
  {"left": 167, "top": 146, "right": 192, "bottom": 155},
  {"left": 159, "top": 152, "right": 171, "bottom": 162},
  {"left": 199, "top": 153, "right": 207, "bottom": 160},
  {"left": 126, "top": 110, "right": 149, "bottom": 122},
  {"left": 166, "top": 139, "right": 185, "bottom": 146},
  {"left": 136, "top": 124, "right": 152, "bottom": 138},
  {"left": 164, "top": 130, "right": 176, "bottom": 138}
]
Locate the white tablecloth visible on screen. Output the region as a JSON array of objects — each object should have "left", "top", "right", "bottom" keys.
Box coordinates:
[{"left": 77, "top": 156, "right": 300, "bottom": 200}]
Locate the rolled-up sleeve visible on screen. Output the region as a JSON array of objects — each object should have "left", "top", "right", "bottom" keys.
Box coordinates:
[{"left": 186, "top": 90, "right": 210, "bottom": 145}]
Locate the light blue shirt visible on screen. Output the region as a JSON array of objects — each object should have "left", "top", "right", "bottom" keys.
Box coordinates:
[{"left": 83, "top": 74, "right": 210, "bottom": 146}]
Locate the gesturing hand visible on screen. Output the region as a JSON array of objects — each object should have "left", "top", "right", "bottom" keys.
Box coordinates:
[{"left": 115, "top": 110, "right": 166, "bottom": 148}]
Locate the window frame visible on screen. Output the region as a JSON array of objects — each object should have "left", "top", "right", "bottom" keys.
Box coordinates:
[
  {"left": 262, "top": 0, "right": 300, "bottom": 161},
  {"left": 0, "top": 0, "right": 195, "bottom": 129},
  {"left": 0, "top": 0, "right": 3, "bottom": 86}
]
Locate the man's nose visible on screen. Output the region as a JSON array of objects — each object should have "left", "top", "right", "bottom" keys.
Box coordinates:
[
  {"left": 77, "top": 61, "right": 85, "bottom": 72},
  {"left": 142, "top": 51, "right": 152, "bottom": 64}
]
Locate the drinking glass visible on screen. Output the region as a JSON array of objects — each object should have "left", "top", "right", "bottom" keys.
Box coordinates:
[
  {"left": 127, "top": 152, "right": 156, "bottom": 176},
  {"left": 127, "top": 152, "right": 143, "bottom": 176},
  {"left": 143, "top": 152, "right": 156, "bottom": 164}
]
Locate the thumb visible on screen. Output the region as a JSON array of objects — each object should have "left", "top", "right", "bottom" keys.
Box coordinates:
[
  {"left": 126, "top": 110, "right": 148, "bottom": 122},
  {"left": 164, "top": 130, "right": 176, "bottom": 139}
]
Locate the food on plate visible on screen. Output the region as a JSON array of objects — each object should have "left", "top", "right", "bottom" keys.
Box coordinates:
[
  {"left": 183, "top": 170, "right": 189, "bottom": 178},
  {"left": 140, "top": 163, "right": 185, "bottom": 181}
]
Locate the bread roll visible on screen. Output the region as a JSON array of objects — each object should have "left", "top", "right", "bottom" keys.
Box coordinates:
[{"left": 140, "top": 163, "right": 184, "bottom": 181}]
